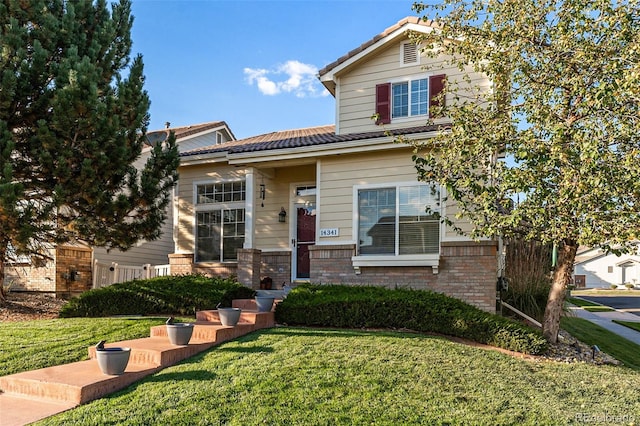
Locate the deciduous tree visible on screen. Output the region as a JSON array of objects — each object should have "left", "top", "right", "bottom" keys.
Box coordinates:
[
  {"left": 409, "top": 0, "right": 640, "bottom": 342},
  {"left": 0, "top": 0, "right": 179, "bottom": 300}
]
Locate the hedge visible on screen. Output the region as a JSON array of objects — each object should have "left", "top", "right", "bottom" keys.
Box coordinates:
[
  {"left": 275, "top": 284, "right": 548, "bottom": 355},
  {"left": 59, "top": 274, "right": 255, "bottom": 317}
]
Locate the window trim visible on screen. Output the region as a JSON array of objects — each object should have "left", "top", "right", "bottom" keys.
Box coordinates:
[
  {"left": 375, "top": 73, "right": 446, "bottom": 125},
  {"left": 351, "top": 181, "right": 442, "bottom": 268},
  {"left": 193, "top": 179, "right": 246, "bottom": 263},
  {"left": 389, "top": 74, "right": 429, "bottom": 120}
]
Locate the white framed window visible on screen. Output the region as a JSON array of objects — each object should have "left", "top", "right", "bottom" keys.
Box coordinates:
[
  {"left": 392, "top": 77, "right": 428, "bottom": 118},
  {"left": 375, "top": 74, "right": 445, "bottom": 125},
  {"left": 353, "top": 182, "right": 441, "bottom": 267},
  {"left": 195, "top": 181, "right": 245, "bottom": 262}
]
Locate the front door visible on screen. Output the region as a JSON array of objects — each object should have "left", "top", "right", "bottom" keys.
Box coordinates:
[
  {"left": 294, "top": 202, "right": 316, "bottom": 279},
  {"left": 291, "top": 185, "right": 316, "bottom": 280}
]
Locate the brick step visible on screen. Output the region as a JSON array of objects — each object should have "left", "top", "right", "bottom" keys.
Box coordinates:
[
  {"left": 87, "top": 337, "right": 219, "bottom": 368},
  {"left": 149, "top": 322, "right": 256, "bottom": 346},
  {"left": 0, "top": 305, "right": 277, "bottom": 425},
  {"left": 230, "top": 298, "right": 282, "bottom": 312},
  {"left": 0, "top": 360, "right": 160, "bottom": 406},
  {"left": 0, "top": 393, "right": 77, "bottom": 426},
  {"left": 195, "top": 309, "right": 275, "bottom": 329}
]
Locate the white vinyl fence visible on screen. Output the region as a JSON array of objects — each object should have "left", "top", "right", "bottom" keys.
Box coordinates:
[{"left": 93, "top": 260, "right": 171, "bottom": 288}]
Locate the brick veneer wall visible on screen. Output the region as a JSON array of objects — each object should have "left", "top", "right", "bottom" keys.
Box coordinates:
[
  {"left": 260, "top": 251, "right": 291, "bottom": 289},
  {"left": 309, "top": 242, "right": 497, "bottom": 313},
  {"left": 55, "top": 246, "right": 93, "bottom": 296},
  {"left": 5, "top": 260, "right": 56, "bottom": 293},
  {"left": 169, "top": 253, "right": 239, "bottom": 282},
  {"left": 168, "top": 253, "right": 194, "bottom": 275},
  {"left": 5, "top": 245, "right": 93, "bottom": 297},
  {"left": 237, "top": 249, "right": 261, "bottom": 289}
]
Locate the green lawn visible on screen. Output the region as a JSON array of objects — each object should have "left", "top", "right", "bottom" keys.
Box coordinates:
[
  {"left": 20, "top": 327, "right": 639, "bottom": 425},
  {"left": 583, "top": 306, "right": 615, "bottom": 312},
  {"left": 561, "top": 317, "right": 640, "bottom": 370},
  {"left": 613, "top": 320, "right": 640, "bottom": 333},
  {"left": 0, "top": 317, "right": 192, "bottom": 376},
  {"left": 2, "top": 317, "right": 639, "bottom": 424},
  {"left": 566, "top": 297, "right": 600, "bottom": 307}
]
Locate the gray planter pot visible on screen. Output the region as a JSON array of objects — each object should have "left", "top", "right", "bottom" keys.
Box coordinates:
[
  {"left": 96, "top": 347, "right": 131, "bottom": 375},
  {"left": 166, "top": 323, "right": 195, "bottom": 345},
  {"left": 255, "top": 296, "right": 275, "bottom": 312},
  {"left": 218, "top": 307, "right": 242, "bottom": 326}
]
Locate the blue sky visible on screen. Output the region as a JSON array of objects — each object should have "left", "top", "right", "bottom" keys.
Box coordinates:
[{"left": 129, "top": 0, "right": 422, "bottom": 139}]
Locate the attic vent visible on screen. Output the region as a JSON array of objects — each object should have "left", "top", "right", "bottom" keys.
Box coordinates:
[{"left": 401, "top": 42, "right": 419, "bottom": 65}]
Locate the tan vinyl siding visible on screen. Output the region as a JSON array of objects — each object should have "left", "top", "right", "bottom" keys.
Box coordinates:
[
  {"left": 336, "top": 39, "right": 489, "bottom": 135},
  {"left": 175, "top": 164, "right": 247, "bottom": 254},
  {"left": 254, "top": 165, "right": 315, "bottom": 249},
  {"left": 318, "top": 149, "right": 474, "bottom": 243}
]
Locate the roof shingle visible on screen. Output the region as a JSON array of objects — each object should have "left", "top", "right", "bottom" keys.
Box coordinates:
[{"left": 180, "top": 124, "right": 446, "bottom": 158}]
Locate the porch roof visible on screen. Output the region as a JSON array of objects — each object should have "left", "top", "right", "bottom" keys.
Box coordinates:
[{"left": 180, "top": 124, "right": 444, "bottom": 158}]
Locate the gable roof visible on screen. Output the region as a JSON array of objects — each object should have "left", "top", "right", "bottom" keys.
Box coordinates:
[
  {"left": 318, "top": 16, "right": 439, "bottom": 95},
  {"left": 180, "top": 123, "right": 444, "bottom": 160},
  {"left": 145, "top": 121, "right": 235, "bottom": 143}
]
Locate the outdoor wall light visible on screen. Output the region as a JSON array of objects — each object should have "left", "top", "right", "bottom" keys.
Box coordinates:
[
  {"left": 279, "top": 207, "right": 287, "bottom": 223},
  {"left": 260, "top": 184, "right": 266, "bottom": 207}
]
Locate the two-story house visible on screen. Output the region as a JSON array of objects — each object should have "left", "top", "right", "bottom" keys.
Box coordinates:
[{"left": 169, "top": 17, "right": 498, "bottom": 312}]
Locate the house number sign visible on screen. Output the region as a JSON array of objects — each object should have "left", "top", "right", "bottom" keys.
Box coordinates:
[{"left": 319, "top": 228, "right": 339, "bottom": 237}]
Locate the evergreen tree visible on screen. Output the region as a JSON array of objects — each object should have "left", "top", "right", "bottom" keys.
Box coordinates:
[
  {"left": 409, "top": 0, "right": 640, "bottom": 342},
  {"left": 0, "top": 0, "right": 179, "bottom": 299}
]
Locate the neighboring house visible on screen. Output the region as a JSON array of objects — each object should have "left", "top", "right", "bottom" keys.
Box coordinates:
[
  {"left": 169, "top": 17, "right": 498, "bottom": 312},
  {"left": 574, "top": 244, "right": 640, "bottom": 289},
  {"left": 6, "top": 121, "right": 236, "bottom": 296}
]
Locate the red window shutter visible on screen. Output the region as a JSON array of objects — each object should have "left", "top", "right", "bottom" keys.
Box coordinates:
[
  {"left": 375, "top": 83, "right": 391, "bottom": 125},
  {"left": 429, "top": 74, "right": 446, "bottom": 117}
]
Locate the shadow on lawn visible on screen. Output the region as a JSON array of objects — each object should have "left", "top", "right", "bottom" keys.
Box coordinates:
[
  {"left": 142, "top": 369, "right": 218, "bottom": 383},
  {"left": 264, "top": 326, "right": 438, "bottom": 340}
]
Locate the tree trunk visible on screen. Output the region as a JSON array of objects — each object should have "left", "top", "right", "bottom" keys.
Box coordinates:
[
  {"left": 0, "top": 245, "right": 6, "bottom": 303},
  {"left": 542, "top": 240, "right": 578, "bottom": 343}
]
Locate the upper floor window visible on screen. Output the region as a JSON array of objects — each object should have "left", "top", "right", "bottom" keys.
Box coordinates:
[
  {"left": 392, "top": 78, "right": 428, "bottom": 118},
  {"left": 375, "top": 74, "right": 446, "bottom": 125}
]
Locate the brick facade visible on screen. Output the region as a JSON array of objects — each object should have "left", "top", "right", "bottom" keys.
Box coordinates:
[
  {"left": 308, "top": 242, "right": 498, "bottom": 312},
  {"left": 6, "top": 245, "right": 93, "bottom": 297},
  {"left": 260, "top": 251, "right": 291, "bottom": 290},
  {"left": 168, "top": 240, "right": 498, "bottom": 313}
]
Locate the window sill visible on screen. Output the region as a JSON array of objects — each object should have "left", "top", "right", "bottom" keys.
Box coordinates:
[{"left": 351, "top": 254, "right": 440, "bottom": 274}]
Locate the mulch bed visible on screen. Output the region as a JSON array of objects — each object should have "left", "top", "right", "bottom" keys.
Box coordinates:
[{"left": 0, "top": 292, "right": 68, "bottom": 322}]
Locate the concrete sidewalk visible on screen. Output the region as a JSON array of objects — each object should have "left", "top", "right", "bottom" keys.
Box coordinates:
[{"left": 568, "top": 305, "right": 640, "bottom": 345}]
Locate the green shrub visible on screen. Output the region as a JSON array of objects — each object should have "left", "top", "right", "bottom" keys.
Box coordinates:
[
  {"left": 59, "top": 274, "right": 255, "bottom": 318},
  {"left": 611, "top": 284, "right": 619, "bottom": 290},
  {"left": 625, "top": 283, "right": 635, "bottom": 289},
  {"left": 275, "top": 284, "right": 548, "bottom": 355}
]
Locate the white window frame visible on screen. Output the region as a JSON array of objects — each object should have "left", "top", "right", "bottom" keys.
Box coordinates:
[
  {"left": 352, "top": 181, "right": 441, "bottom": 268},
  {"left": 389, "top": 74, "right": 430, "bottom": 121},
  {"left": 193, "top": 179, "right": 246, "bottom": 263}
]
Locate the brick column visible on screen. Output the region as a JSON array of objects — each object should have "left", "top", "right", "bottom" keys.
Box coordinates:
[
  {"left": 168, "top": 253, "right": 194, "bottom": 275},
  {"left": 237, "top": 248, "right": 261, "bottom": 289}
]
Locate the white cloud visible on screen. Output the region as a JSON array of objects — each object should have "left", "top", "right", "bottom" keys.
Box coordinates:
[{"left": 244, "top": 60, "right": 329, "bottom": 98}]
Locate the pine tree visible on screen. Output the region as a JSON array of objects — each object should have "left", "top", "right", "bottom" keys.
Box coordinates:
[{"left": 0, "top": 0, "right": 179, "bottom": 300}]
